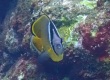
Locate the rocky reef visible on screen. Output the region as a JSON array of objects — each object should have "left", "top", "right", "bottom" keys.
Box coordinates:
[{"left": 0, "top": 0, "right": 110, "bottom": 80}]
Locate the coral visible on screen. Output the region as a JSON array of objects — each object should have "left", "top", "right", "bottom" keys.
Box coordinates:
[
  {"left": 5, "top": 28, "right": 19, "bottom": 53},
  {"left": 2, "top": 56, "right": 38, "bottom": 80},
  {"left": 80, "top": 0, "right": 97, "bottom": 9},
  {"left": 58, "top": 25, "right": 74, "bottom": 47},
  {"left": 96, "top": 0, "right": 105, "bottom": 7},
  {"left": 79, "top": 22, "right": 110, "bottom": 60},
  {"left": 58, "top": 14, "right": 87, "bottom": 47},
  {"left": 1, "top": 0, "right": 110, "bottom": 80}
]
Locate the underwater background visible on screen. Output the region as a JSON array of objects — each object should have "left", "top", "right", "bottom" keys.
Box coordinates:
[{"left": 0, "top": 0, "right": 110, "bottom": 80}]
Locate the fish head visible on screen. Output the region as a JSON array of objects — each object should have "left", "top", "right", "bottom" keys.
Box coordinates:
[
  {"left": 52, "top": 38, "right": 63, "bottom": 55},
  {"left": 52, "top": 28, "right": 64, "bottom": 55}
]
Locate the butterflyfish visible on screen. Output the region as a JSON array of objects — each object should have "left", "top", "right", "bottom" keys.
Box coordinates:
[{"left": 31, "top": 15, "right": 64, "bottom": 62}]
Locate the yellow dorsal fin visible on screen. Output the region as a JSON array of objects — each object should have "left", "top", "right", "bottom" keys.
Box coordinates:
[{"left": 31, "top": 15, "right": 50, "bottom": 37}]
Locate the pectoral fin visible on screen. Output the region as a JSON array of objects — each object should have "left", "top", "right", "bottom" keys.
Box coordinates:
[{"left": 37, "top": 51, "right": 50, "bottom": 64}]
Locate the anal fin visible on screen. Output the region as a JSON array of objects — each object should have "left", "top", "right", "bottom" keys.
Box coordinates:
[{"left": 32, "top": 36, "right": 43, "bottom": 53}]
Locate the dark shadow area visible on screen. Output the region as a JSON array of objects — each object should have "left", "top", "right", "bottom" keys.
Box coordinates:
[{"left": 0, "top": 0, "right": 18, "bottom": 24}]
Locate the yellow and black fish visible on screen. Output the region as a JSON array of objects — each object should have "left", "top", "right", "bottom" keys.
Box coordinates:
[{"left": 31, "top": 15, "right": 64, "bottom": 62}]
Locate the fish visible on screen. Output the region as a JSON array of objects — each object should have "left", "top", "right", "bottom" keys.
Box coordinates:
[{"left": 31, "top": 15, "right": 64, "bottom": 62}]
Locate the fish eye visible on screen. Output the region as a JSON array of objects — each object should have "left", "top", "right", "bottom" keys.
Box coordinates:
[
  {"left": 53, "top": 43, "right": 63, "bottom": 55},
  {"left": 56, "top": 44, "right": 61, "bottom": 49}
]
